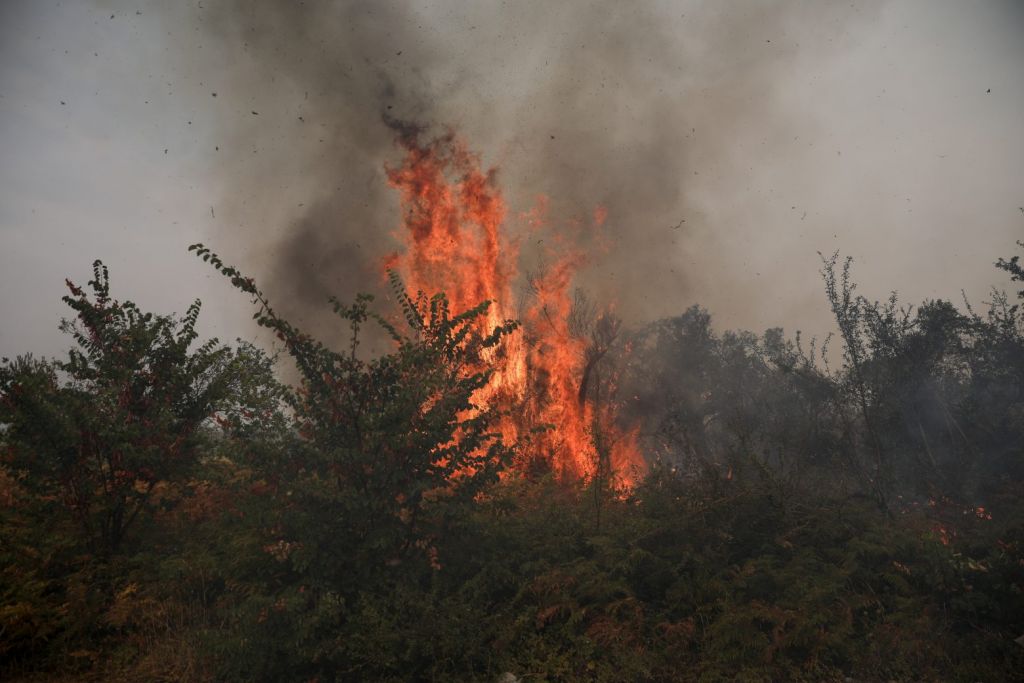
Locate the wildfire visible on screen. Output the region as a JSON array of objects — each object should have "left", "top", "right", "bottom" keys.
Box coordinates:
[{"left": 384, "top": 129, "right": 645, "bottom": 486}]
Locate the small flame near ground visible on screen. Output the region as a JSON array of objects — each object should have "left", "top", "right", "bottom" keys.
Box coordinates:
[{"left": 384, "top": 127, "right": 645, "bottom": 487}]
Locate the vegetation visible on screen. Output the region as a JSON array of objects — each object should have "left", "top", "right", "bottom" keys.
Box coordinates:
[{"left": 2, "top": 243, "right": 1023, "bottom": 681}]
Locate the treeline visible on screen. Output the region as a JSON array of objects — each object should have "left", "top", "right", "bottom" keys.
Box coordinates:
[{"left": 1, "top": 244, "right": 1023, "bottom": 681}]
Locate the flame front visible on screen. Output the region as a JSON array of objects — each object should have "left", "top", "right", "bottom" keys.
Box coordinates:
[{"left": 385, "top": 131, "right": 644, "bottom": 487}]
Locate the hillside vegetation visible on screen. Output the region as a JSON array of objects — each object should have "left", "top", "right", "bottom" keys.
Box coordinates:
[{"left": 2, "top": 244, "right": 1023, "bottom": 682}]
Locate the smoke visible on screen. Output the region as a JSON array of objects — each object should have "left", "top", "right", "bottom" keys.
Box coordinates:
[{"left": 178, "top": 1, "right": 893, "bottom": 344}]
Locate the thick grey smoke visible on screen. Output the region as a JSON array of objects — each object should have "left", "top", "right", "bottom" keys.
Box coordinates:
[
  {"left": 3, "top": 1, "right": 1020, "bottom": 362},
  {"left": 175, "top": 0, "right": 1020, "bottom": 344}
]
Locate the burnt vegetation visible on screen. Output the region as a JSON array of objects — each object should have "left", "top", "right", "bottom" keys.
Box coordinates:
[{"left": 2, "top": 242, "right": 1024, "bottom": 682}]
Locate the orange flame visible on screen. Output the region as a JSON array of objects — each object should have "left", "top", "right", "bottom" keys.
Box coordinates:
[{"left": 385, "top": 131, "right": 645, "bottom": 487}]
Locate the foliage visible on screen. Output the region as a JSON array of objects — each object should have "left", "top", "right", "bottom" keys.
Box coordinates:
[
  {"left": 3, "top": 244, "right": 1024, "bottom": 681},
  {"left": 185, "top": 245, "right": 518, "bottom": 680},
  {"left": 0, "top": 261, "right": 273, "bottom": 673},
  {"left": 995, "top": 239, "right": 1024, "bottom": 301}
]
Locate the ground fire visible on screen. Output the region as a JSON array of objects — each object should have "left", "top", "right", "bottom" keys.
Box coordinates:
[{"left": 383, "top": 128, "right": 645, "bottom": 486}]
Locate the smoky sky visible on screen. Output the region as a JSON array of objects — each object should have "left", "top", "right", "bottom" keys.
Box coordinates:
[
  {"left": 1, "top": 0, "right": 1022, "bottom": 358},
  {"left": 186, "top": 0, "right": 1024, "bottom": 341}
]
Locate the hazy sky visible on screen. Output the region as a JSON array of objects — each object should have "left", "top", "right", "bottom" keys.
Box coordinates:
[{"left": 1, "top": 0, "right": 1022, "bottom": 360}]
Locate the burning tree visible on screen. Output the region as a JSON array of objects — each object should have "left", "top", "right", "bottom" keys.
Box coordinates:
[{"left": 384, "top": 126, "right": 645, "bottom": 487}]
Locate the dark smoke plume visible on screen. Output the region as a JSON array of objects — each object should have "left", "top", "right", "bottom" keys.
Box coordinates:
[{"left": 181, "top": 0, "right": 882, "bottom": 346}]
